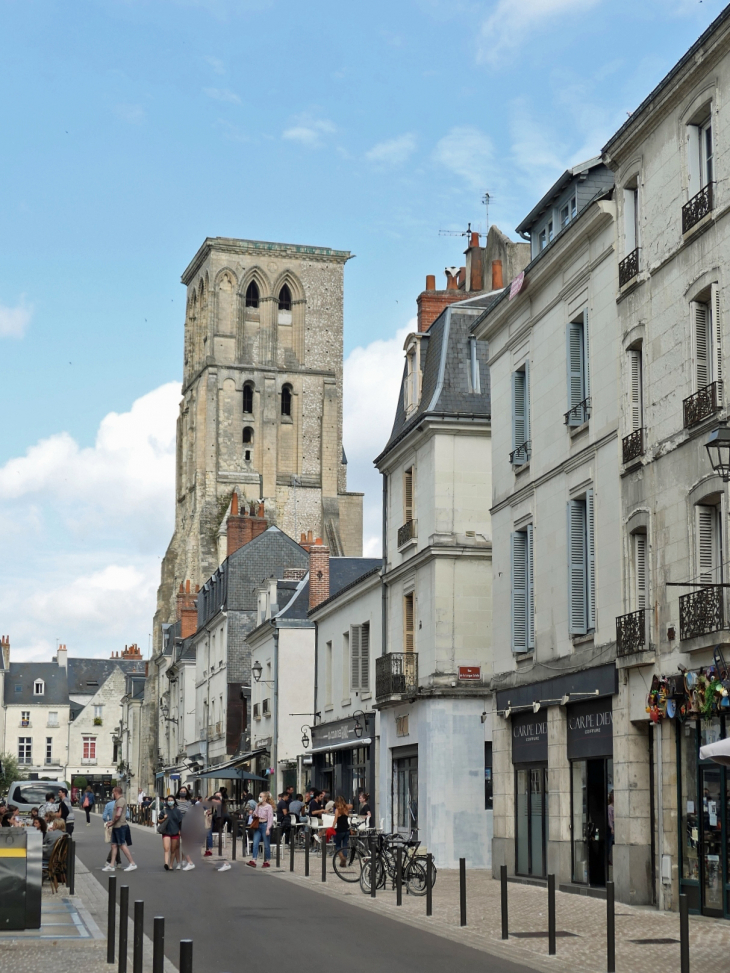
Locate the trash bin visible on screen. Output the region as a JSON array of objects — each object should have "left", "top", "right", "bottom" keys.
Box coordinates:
[{"left": 0, "top": 828, "right": 42, "bottom": 930}]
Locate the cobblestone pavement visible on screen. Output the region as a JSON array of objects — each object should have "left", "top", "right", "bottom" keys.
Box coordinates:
[{"left": 260, "top": 841, "right": 730, "bottom": 973}]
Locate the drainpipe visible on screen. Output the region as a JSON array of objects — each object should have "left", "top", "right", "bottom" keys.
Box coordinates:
[
  {"left": 273, "top": 622, "right": 280, "bottom": 795},
  {"left": 381, "top": 471, "right": 388, "bottom": 657},
  {"left": 648, "top": 726, "right": 657, "bottom": 906},
  {"left": 655, "top": 721, "right": 665, "bottom": 910}
]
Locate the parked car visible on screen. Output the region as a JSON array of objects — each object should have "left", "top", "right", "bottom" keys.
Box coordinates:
[{"left": 5, "top": 780, "right": 70, "bottom": 816}]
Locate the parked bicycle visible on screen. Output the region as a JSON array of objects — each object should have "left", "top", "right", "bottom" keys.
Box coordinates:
[{"left": 359, "top": 832, "right": 436, "bottom": 896}]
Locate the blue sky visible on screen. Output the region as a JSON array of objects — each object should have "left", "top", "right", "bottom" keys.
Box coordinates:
[{"left": 0, "top": 0, "right": 724, "bottom": 659}]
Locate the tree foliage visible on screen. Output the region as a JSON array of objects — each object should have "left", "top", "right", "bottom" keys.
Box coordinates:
[{"left": 0, "top": 753, "right": 27, "bottom": 795}]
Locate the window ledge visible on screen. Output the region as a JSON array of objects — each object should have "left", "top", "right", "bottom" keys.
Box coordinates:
[
  {"left": 324, "top": 704, "right": 334, "bottom": 713},
  {"left": 513, "top": 462, "right": 530, "bottom": 476},
  {"left": 569, "top": 421, "right": 589, "bottom": 438},
  {"left": 360, "top": 692, "right": 372, "bottom": 701},
  {"left": 572, "top": 633, "right": 595, "bottom": 647},
  {"left": 280, "top": 416, "right": 293, "bottom": 424},
  {"left": 341, "top": 698, "right": 352, "bottom": 707}
]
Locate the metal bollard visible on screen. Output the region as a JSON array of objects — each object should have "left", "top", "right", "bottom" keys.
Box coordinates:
[
  {"left": 218, "top": 823, "right": 223, "bottom": 857},
  {"left": 370, "top": 837, "right": 376, "bottom": 899},
  {"left": 153, "top": 918, "right": 164, "bottom": 973},
  {"left": 133, "top": 901, "right": 144, "bottom": 973},
  {"left": 321, "top": 835, "right": 327, "bottom": 882},
  {"left": 107, "top": 875, "right": 117, "bottom": 964},
  {"left": 396, "top": 844, "right": 403, "bottom": 906},
  {"left": 179, "top": 939, "right": 193, "bottom": 973},
  {"left": 118, "top": 885, "right": 129, "bottom": 973},
  {"left": 290, "top": 831, "right": 295, "bottom": 872},
  {"left": 276, "top": 830, "right": 281, "bottom": 868},
  {"left": 426, "top": 854, "right": 433, "bottom": 916},
  {"left": 68, "top": 837, "right": 76, "bottom": 895},
  {"left": 304, "top": 827, "right": 310, "bottom": 877},
  {"left": 606, "top": 881, "right": 615, "bottom": 973},
  {"left": 548, "top": 873, "right": 556, "bottom": 956},
  {"left": 231, "top": 822, "right": 236, "bottom": 861},
  {"left": 679, "top": 893, "right": 689, "bottom": 973},
  {"left": 459, "top": 858, "right": 467, "bottom": 926},
  {"left": 500, "top": 864, "right": 509, "bottom": 940}
]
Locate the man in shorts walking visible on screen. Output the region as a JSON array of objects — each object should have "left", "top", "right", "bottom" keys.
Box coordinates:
[{"left": 103, "top": 787, "right": 137, "bottom": 872}]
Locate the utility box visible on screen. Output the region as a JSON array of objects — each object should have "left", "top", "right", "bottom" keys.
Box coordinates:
[{"left": 0, "top": 829, "right": 42, "bottom": 930}]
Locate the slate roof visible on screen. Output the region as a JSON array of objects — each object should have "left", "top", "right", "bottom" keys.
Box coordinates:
[
  {"left": 4, "top": 663, "right": 69, "bottom": 706},
  {"left": 67, "top": 658, "right": 144, "bottom": 695},
  {"left": 376, "top": 307, "right": 491, "bottom": 464},
  {"left": 515, "top": 156, "right": 611, "bottom": 235},
  {"left": 278, "top": 558, "right": 383, "bottom": 622},
  {"left": 308, "top": 560, "right": 383, "bottom": 616}
]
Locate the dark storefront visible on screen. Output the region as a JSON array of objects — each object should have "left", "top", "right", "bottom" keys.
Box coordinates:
[
  {"left": 311, "top": 714, "right": 375, "bottom": 805},
  {"left": 512, "top": 712, "right": 548, "bottom": 878}
]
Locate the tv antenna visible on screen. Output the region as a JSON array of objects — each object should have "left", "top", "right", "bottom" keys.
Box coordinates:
[
  {"left": 482, "top": 192, "right": 492, "bottom": 235},
  {"left": 438, "top": 222, "right": 484, "bottom": 240}
]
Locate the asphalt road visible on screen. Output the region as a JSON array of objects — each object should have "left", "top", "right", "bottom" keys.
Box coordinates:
[{"left": 75, "top": 816, "right": 530, "bottom": 973}]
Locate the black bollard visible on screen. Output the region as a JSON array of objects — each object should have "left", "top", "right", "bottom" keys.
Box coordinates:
[
  {"left": 396, "top": 844, "right": 403, "bottom": 906},
  {"left": 133, "top": 901, "right": 144, "bottom": 973},
  {"left": 107, "top": 875, "right": 117, "bottom": 964},
  {"left": 276, "top": 830, "right": 281, "bottom": 868},
  {"left": 68, "top": 837, "right": 76, "bottom": 895},
  {"left": 231, "top": 820, "right": 237, "bottom": 861},
  {"left": 179, "top": 940, "right": 193, "bottom": 973},
  {"left": 118, "top": 885, "right": 129, "bottom": 973},
  {"left": 153, "top": 918, "right": 164, "bottom": 973},
  {"left": 548, "top": 873, "right": 556, "bottom": 956},
  {"left": 426, "top": 854, "right": 433, "bottom": 916},
  {"left": 370, "top": 836, "right": 376, "bottom": 898},
  {"left": 606, "top": 881, "right": 615, "bottom": 973},
  {"left": 321, "top": 835, "right": 327, "bottom": 882},
  {"left": 680, "top": 893, "right": 689, "bottom": 973},
  {"left": 500, "top": 864, "right": 509, "bottom": 940},
  {"left": 290, "top": 831, "right": 295, "bottom": 872},
  {"left": 459, "top": 858, "right": 467, "bottom": 926},
  {"left": 304, "top": 827, "right": 310, "bottom": 877}
]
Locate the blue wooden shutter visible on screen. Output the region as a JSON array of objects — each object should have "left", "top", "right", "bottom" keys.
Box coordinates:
[
  {"left": 526, "top": 523, "right": 535, "bottom": 650},
  {"left": 567, "top": 321, "right": 585, "bottom": 425},
  {"left": 586, "top": 489, "right": 595, "bottom": 631},
  {"left": 524, "top": 360, "right": 531, "bottom": 458},
  {"left": 511, "top": 531, "right": 528, "bottom": 651},
  {"left": 567, "top": 500, "right": 587, "bottom": 635},
  {"left": 583, "top": 308, "right": 590, "bottom": 402},
  {"left": 512, "top": 370, "right": 527, "bottom": 464}
]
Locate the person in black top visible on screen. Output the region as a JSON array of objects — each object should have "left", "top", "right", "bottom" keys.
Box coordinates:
[
  {"left": 276, "top": 792, "right": 291, "bottom": 844},
  {"left": 333, "top": 796, "right": 353, "bottom": 866},
  {"left": 357, "top": 792, "right": 372, "bottom": 826}
]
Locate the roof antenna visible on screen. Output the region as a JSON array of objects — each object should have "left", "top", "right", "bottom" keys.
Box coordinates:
[
  {"left": 482, "top": 192, "right": 492, "bottom": 237},
  {"left": 438, "top": 221, "right": 483, "bottom": 240}
]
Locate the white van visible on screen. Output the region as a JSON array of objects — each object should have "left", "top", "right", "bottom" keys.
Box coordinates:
[{"left": 6, "top": 780, "right": 70, "bottom": 816}]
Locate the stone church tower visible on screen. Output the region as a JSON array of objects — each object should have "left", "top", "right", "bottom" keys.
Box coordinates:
[{"left": 154, "top": 236, "right": 363, "bottom": 644}]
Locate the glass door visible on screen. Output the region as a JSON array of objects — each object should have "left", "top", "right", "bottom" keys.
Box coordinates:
[
  {"left": 571, "top": 757, "right": 611, "bottom": 887},
  {"left": 515, "top": 764, "right": 547, "bottom": 877},
  {"left": 701, "top": 765, "right": 723, "bottom": 916},
  {"left": 393, "top": 755, "right": 418, "bottom": 836}
]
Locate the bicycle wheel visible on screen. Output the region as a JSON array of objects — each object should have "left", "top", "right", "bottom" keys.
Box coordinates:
[
  {"left": 359, "top": 856, "right": 386, "bottom": 893},
  {"left": 332, "top": 845, "right": 364, "bottom": 883},
  {"left": 405, "top": 859, "right": 428, "bottom": 896}
]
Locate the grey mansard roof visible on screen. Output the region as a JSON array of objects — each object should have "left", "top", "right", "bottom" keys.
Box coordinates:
[
  {"left": 4, "top": 663, "right": 69, "bottom": 706},
  {"left": 376, "top": 306, "right": 491, "bottom": 464},
  {"left": 67, "top": 658, "right": 144, "bottom": 695}
]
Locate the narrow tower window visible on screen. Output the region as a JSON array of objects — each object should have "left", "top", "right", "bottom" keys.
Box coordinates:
[
  {"left": 245, "top": 281, "right": 259, "bottom": 308},
  {"left": 242, "top": 382, "right": 254, "bottom": 414},
  {"left": 243, "top": 426, "right": 254, "bottom": 444},
  {"left": 278, "top": 284, "right": 292, "bottom": 311},
  {"left": 281, "top": 384, "right": 292, "bottom": 417}
]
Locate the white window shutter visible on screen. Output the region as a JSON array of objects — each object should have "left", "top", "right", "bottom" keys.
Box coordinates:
[
  {"left": 688, "top": 125, "right": 700, "bottom": 196},
  {"left": 698, "top": 506, "right": 715, "bottom": 584},
  {"left": 693, "top": 301, "right": 710, "bottom": 389},
  {"left": 360, "top": 623, "right": 370, "bottom": 691},
  {"left": 404, "top": 469, "right": 413, "bottom": 522},
  {"left": 568, "top": 500, "right": 587, "bottom": 635},
  {"left": 511, "top": 531, "right": 528, "bottom": 651},
  {"left": 634, "top": 534, "right": 647, "bottom": 610},
  {"left": 567, "top": 321, "right": 585, "bottom": 424},
  {"left": 350, "top": 625, "right": 361, "bottom": 691},
  {"left": 524, "top": 360, "right": 531, "bottom": 448},
  {"left": 583, "top": 309, "right": 591, "bottom": 401},
  {"left": 624, "top": 188, "right": 637, "bottom": 254},
  {"left": 712, "top": 282, "right": 722, "bottom": 386},
  {"left": 526, "top": 524, "right": 535, "bottom": 650},
  {"left": 629, "top": 349, "right": 643, "bottom": 431}
]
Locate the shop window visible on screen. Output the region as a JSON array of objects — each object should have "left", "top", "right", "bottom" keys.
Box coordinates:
[
  {"left": 567, "top": 491, "right": 595, "bottom": 635},
  {"left": 511, "top": 525, "right": 534, "bottom": 652}
]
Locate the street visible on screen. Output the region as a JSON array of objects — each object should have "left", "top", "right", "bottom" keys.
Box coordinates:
[{"left": 74, "top": 817, "right": 531, "bottom": 973}]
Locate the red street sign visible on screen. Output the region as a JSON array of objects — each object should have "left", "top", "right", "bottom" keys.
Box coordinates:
[
  {"left": 509, "top": 271, "right": 526, "bottom": 300},
  {"left": 458, "top": 666, "right": 481, "bottom": 681}
]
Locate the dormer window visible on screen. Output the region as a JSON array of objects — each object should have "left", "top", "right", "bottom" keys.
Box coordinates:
[
  {"left": 403, "top": 335, "right": 422, "bottom": 415},
  {"left": 34, "top": 679, "right": 44, "bottom": 696},
  {"left": 539, "top": 221, "right": 554, "bottom": 251},
  {"left": 560, "top": 197, "right": 576, "bottom": 228}
]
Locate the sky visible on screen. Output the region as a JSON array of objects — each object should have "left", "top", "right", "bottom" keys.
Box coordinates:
[{"left": 0, "top": 0, "right": 724, "bottom": 661}]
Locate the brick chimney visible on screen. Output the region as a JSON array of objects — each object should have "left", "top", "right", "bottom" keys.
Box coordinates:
[
  {"left": 308, "top": 539, "right": 330, "bottom": 611},
  {"left": 465, "top": 231, "right": 483, "bottom": 292},
  {"left": 416, "top": 272, "right": 471, "bottom": 333},
  {"left": 1, "top": 635, "right": 9, "bottom": 670},
  {"left": 299, "top": 529, "right": 315, "bottom": 552},
  {"left": 119, "top": 644, "right": 143, "bottom": 661},
  {"left": 227, "top": 493, "right": 268, "bottom": 557},
  {"left": 176, "top": 581, "right": 198, "bottom": 639},
  {"left": 56, "top": 644, "right": 67, "bottom": 668}
]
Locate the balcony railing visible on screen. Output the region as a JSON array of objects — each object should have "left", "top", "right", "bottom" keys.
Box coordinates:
[
  {"left": 680, "top": 585, "right": 725, "bottom": 641},
  {"left": 509, "top": 441, "right": 531, "bottom": 466},
  {"left": 683, "top": 380, "right": 722, "bottom": 428},
  {"left": 397, "top": 519, "right": 417, "bottom": 548},
  {"left": 376, "top": 652, "right": 418, "bottom": 701},
  {"left": 622, "top": 427, "right": 644, "bottom": 464},
  {"left": 616, "top": 609, "right": 646, "bottom": 656},
  {"left": 619, "top": 248, "right": 640, "bottom": 287},
  {"left": 564, "top": 397, "right": 591, "bottom": 426},
  {"left": 682, "top": 182, "right": 713, "bottom": 234}
]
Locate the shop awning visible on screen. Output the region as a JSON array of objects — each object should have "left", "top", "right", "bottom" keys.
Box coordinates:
[
  {"left": 196, "top": 768, "right": 267, "bottom": 781},
  {"left": 312, "top": 737, "right": 372, "bottom": 755},
  {"left": 700, "top": 738, "right": 730, "bottom": 766}
]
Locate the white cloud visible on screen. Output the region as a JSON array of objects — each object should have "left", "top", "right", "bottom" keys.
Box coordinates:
[
  {"left": 203, "top": 87, "right": 241, "bottom": 104},
  {"left": 0, "top": 297, "right": 32, "bottom": 338},
  {"left": 478, "top": 0, "right": 602, "bottom": 67},
  {"left": 282, "top": 113, "right": 336, "bottom": 147},
  {"left": 366, "top": 133, "right": 417, "bottom": 167},
  {"left": 205, "top": 55, "right": 226, "bottom": 74},
  {"left": 114, "top": 103, "right": 146, "bottom": 124},
  {"left": 433, "top": 126, "right": 494, "bottom": 190},
  {"left": 343, "top": 323, "right": 413, "bottom": 556}
]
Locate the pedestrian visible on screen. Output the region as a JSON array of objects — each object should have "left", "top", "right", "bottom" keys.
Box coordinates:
[
  {"left": 82, "top": 785, "right": 95, "bottom": 825},
  {"left": 203, "top": 797, "right": 214, "bottom": 857},
  {"left": 38, "top": 792, "right": 59, "bottom": 820},
  {"left": 57, "top": 787, "right": 76, "bottom": 835},
  {"left": 103, "top": 787, "right": 137, "bottom": 872},
  {"left": 247, "top": 791, "right": 274, "bottom": 868},
  {"left": 157, "top": 794, "right": 183, "bottom": 871},
  {"left": 607, "top": 790, "right": 615, "bottom": 866},
  {"left": 288, "top": 793, "right": 304, "bottom": 822},
  {"left": 276, "top": 792, "right": 291, "bottom": 844},
  {"left": 357, "top": 791, "right": 372, "bottom": 827},
  {"left": 176, "top": 787, "right": 196, "bottom": 871},
  {"left": 333, "top": 796, "right": 353, "bottom": 866},
  {"left": 103, "top": 794, "right": 121, "bottom": 868}
]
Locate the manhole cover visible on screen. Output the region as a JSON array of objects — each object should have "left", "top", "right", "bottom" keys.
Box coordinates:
[
  {"left": 629, "top": 939, "right": 680, "bottom": 945},
  {"left": 511, "top": 931, "right": 578, "bottom": 939}
]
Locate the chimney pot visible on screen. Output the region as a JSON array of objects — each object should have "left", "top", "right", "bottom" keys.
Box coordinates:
[
  {"left": 469, "top": 231, "right": 480, "bottom": 248},
  {"left": 491, "top": 260, "right": 503, "bottom": 290},
  {"left": 426, "top": 274, "right": 436, "bottom": 291},
  {"left": 308, "top": 540, "right": 331, "bottom": 611},
  {"left": 231, "top": 492, "right": 239, "bottom": 516}
]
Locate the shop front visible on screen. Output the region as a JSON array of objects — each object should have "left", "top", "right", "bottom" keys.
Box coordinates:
[
  {"left": 512, "top": 712, "right": 548, "bottom": 878},
  {"left": 310, "top": 714, "right": 375, "bottom": 806}
]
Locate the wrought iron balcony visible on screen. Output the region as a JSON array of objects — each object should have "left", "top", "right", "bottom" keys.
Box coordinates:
[
  {"left": 683, "top": 381, "right": 722, "bottom": 428},
  {"left": 509, "top": 441, "right": 531, "bottom": 466},
  {"left": 616, "top": 609, "right": 646, "bottom": 656},
  {"left": 564, "top": 397, "right": 591, "bottom": 426},
  {"left": 680, "top": 585, "right": 725, "bottom": 641},
  {"left": 375, "top": 652, "right": 418, "bottom": 701},
  {"left": 622, "top": 427, "right": 644, "bottom": 464},
  {"left": 682, "top": 182, "right": 713, "bottom": 234},
  {"left": 619, "top": 248, "right": 639, "bottom": 287},
  {"left": 397, "top": 519, "right": 417, "bottom": 548}
]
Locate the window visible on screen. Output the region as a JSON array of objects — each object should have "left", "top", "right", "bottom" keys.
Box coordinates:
[
  {"left": 568, "top": 491, "right": 596, "bottom": 635},
  {"left": 396, "top": 715, "right": 409, "bottom": 737},
  {"left": 701, "top": 117, "right": 714, "bottom": 188},
  {"left": 253, "top": 702, "right": 261, "bottom": 720},
  {"left": 21, "top": 711, "right": 30, "bottom": 727},
  {"left": 18, "top": 738, "right": 31, "bottom": 764},
  {"left": 624, "top": 186, "right": 639, "bottom": 255},
  {"left": 93, "top": 705, "right": 103, "bottom": 719},
  {"left": 243, "top": 426, "right": 254, "bottom": 445},
  {"left": 560, "top": 197, "right": 576, "bottom": 228},
  {"left": 242, "top": 383, "right": 254, "bottom": 414},
  {"left": 697, "top": 504, "right": 722, "bottom": 585},
  {"left": 350, "top": 622, "right": 370, "bottom": 692},
  {"left": 691, "top": 287, "right": 722, "bottom": 391},
  {"left": 628, "top": 348, "right": 643, "bottom": 430},
  {"left": 404, "top": 592, "right": 415, "bottom": 652},
  {"left": 278, "top": 284, "right": 292, "bottom": 311},
  {"left": 281, "top": 384, "right": 292, "bottom": 417},
  {"left": 404, "top": 468, "right": 414, "bottom": 523},
  {"left": 566, "top": 312, "right": 590, "bottom": 426},
  {"left": 539, "top": 220, "right": 553, "bottom": 250},
  {"left": 325, "top": 640, "right": 333, "bottom": 706},
  {"left": 404, "top": 339, "right": 422, "bottom": 414},
  {"left": 47, "top": 711, "right": 58, "bottom": 727},
  {"left": 511, "top": 365, "right": 531, "bottom": 464},
  {"left": 33, "top": 679, "right": 44, "bottom": 696},
  {"left": 262, "top": 697, "right": 271, "bottom": 716},
  {"left": 485, "top": 742, "right": 493, "bottom": 810},
  {"left": 633, "top": 532, "right": 647, "bottom": 610},
  {"left": 245, "top": 281, "right": 259, "bottom": 308},
  {"left": 511, "top": 525, "right": 534, "bottom": 652},
  {"left": 83, "top": 736, "right": 96, "bottom": 760},
  {"left": 45, "top": 738, "right": 53, "bottom": 765}
]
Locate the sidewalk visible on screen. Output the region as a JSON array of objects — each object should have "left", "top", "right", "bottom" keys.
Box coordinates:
[{"left": 261, "top": 843, "right": 729, "bottom": 973}]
